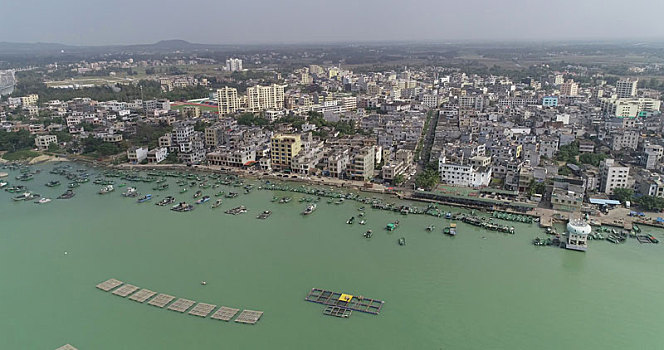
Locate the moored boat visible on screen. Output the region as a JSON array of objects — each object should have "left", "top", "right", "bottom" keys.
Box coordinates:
[
  {"left": 122, "top": 187, "right": 138, "bottom": 197},
  {"left": 156, "top": 196, "right": 176, "bottom": 206},
  {"left": 57, "top": 190, "right": 75, "bottom": 199},
  {"left": 196, "top": 196, "right": 211, "bottom": 204},
  {"left": 346, "top": 216, "right": 355, "bottom": 224},
  {"left": 398, "top": 237, "right": 406, "bottom": 246},
  {"left": 45, "top": 180, "right": 61, "bottom": 187},
  {"left": 363, "top": 230, "right": 373, "bottom": 238},
  {"left": 193, "top": 190, "right": 203, "bottom": 198},
  {"left": 257, "top": 210, "right": 271, "bottom": 219},
  {"left": 303, "top": 203, "right": 317, "bottom": 215},
  {"left": 13, "top": 192, "right": 35, "bottom": 201},
  {"left": 211, "top": 199, "right": 223, "bottom": 208},
  {"left": 98, "top": 185, "right": 114, "bottom": 194},
  {"left": 225, "top": 206, "right": 247, "bottom": 215},
  {"left": 137, "top": 194, "right": 152, "bottom": 203},
  {"left": 35, "top": 197, "right": 51, "bottom": 204},
  {"left": 171, "top": 202, "right": 194, "bottom": 212}
]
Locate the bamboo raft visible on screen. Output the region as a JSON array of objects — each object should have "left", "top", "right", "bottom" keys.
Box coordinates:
[
  {"left": 305, "top": 288, "right": 384, "bottom": 315},
  {"left": 95, "top": 278, "right": 263, "bottom": 324}
]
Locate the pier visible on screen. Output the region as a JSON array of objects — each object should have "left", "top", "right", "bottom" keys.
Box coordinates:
[
  {"left": 148, "top": 293, "right": 175, "bottom": 308},
  {"left": 235, "top": 310, "right": 263, "bottom": 324},
  {"left": 211, "top": 306, "right": 240, "bottom": 321},
  {"left": 112, "top": 284, "right": 139, "bottom": 297},
  {"left": 129, "top": 289, "right": 156, "bottom": 303},
  {"left": 305, "top": 288, "right": 384, "bottom": 315},
  {"left": 168, "top": 298, "right": 196, "bottom": 313},
  {"left": 189, "top": 303, "right": 217, "bottom": 317},
  {"left": 96, "top": 278, "right": 123, "bottom": 292}
]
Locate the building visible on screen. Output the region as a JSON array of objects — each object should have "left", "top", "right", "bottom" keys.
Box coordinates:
[
  {"left": 616, "top": 78, "right": 638, "bottom": 98},
  {"left": 348, "top": 146, "right": 375, "bottom": 181},
  {"left": 438, "top": 155, "right": 492, "bottom": 188},
  {"left": 34, "top": 135, "right": 57, "bottom": 150},
  {"left": 20, "top": 94, "right": 39, "bottom": 106},
  {"left": 217, "top": 87, "right": 240, "bottom": 116},
  {"left": 270, "top": 134, "right": 302, "bottom": 171},
  {"left": 246, "top": 84, "right": 285, "bottom": 112},
  {"left": 565, "top": 218, "right": 590, "bottom": 252},
  {"left": 599, "top": 158, "right": 630, "bottom": 194},
  {"left": 560, "top": 80, "right": 579, "bottom": 96},
  {"left": 225, "top": 58, "right": 243, "bottom": 72},
  {"left": 542, "top": 96, "right": 559, "bottom": 107},
  {"left": 599, "top": 97, "right": 661, "bottom": 118},
  {"left": 147, "top": 147, "right": 168, "bottom": 164},
  {"left": 127, "top": 147, "right": 148, "bottom": 163}
]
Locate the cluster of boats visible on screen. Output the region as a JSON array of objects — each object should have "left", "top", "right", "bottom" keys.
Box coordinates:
[
  {"left": 491, "top": 211, "right": 534, "bottom": 224},
  {"left": 457, "top": 214, "right": 515, "bottom": 234}
]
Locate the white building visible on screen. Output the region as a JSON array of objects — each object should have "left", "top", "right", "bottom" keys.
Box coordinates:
[
  {"left": 147, "top": 147, "right": 168, "bottom": 164},
  {"left": 566, "top": 218, "right": 591, "bottom": 252},
  {"left": 438, "top": 155, "right": 492, "bottom": 188},
  {"left": 225, "top": 58, "right": 243, "bottom": 72},
  {"left": 599, "top": 158, "right": 630, "bottom": 194},
  {"left": 127, "top": 147, "right": 148, "bottom": 163},
  {"left": 35, "top": 135, "right": 57, "bottom": 150}
]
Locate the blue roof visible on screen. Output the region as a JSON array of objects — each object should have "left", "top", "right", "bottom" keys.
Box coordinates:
[{"left": 589, "top": 198, "right": 621, "bottom": 205}]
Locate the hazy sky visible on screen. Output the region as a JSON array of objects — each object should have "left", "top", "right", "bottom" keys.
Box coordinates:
[{"left": 2, "top": 0, "right": 664, "bottom": 45}]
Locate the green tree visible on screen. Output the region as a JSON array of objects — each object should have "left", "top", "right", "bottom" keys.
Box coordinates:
[
  {"left": 612, "top": 188, "right": 634, "bottom": 204},
  {"left": 393, "top": 174, "right": 406, "bottom": 186},
  {"left": 414, "top": 164, "right": 440, "bottom": 190},
  {"left": 579, "top": 152, "right": 607, "bottom": 167},
  {"left": 636, "top": 195, "right": 664, "bottom": 211}
]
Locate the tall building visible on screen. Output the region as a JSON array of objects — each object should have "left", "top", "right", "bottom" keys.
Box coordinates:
[
  {"left": 225, "top": 58, "right": 243, "bottom": 72},
  {"left": 270, "top": 134, "right": 302, "bottom": 171},
  {"left": 246, "top": 84, "right": 285, "bottom": 112},
  {"left": 560, "top": 80, "right": 579, "bottom": 96},
  {"left": 599, "top": 97, "right": 661, "bottom": 117},
  {"left": 599, "top": 159, "right": 630, "bottom": 194},
  {"left": 616, "top": 78, "right": 638, "bottom": 98},
  {"left": 216, "top": 87, "right": 240, "bottom": 116}
]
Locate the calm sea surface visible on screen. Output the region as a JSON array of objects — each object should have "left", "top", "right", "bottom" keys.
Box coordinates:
[{"left": 1, "top": 162, "right": 663, "bottom": 349}]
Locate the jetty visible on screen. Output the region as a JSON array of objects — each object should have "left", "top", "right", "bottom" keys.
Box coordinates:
[
  {"left": 211, "top": 306, "right": 240, "bottom": 321},
  {"left": 305, "top": 288, "right": 384, "bottom": 315}
]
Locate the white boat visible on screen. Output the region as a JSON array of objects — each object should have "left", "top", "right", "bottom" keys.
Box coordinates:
[
  {"left": 0, "top": 181, "right": 7, "bottom": 188},
  {"left": 36, "top": 197, "right": 51, "bottom": 204},
  {"left": 99, "top": 185, "right": 114, "bottom": 194}
]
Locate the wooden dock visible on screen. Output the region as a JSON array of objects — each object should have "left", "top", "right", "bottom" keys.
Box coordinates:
[
  {"left": 168, "top": 298, "right": 196, "bottom": 313},
  {"left": 96, "top": 278, "right": 123, "bottom": 292},
  {"left": 235, "top": 310, "right": 263, "bottom": 324},
  {"left": 189, "top": 303, "right": 217, "bottom": 317},
  {"left": 148, "top": 293, "right": 175, "bottom": 308},
  {"left": 112, "top": 284, "right": 139, "bottom": 297},
  {"left": 305, "top": 288, "right": 384, "bottom": 315},
  {"left": 210, "top": 306, "right": 239, "bottom": 321},
  {"left": 129, "top": 289, "right": 156, "bottom": 303},
  {"left": 55, "top": 345, "right": 78, "bottom": 350}
]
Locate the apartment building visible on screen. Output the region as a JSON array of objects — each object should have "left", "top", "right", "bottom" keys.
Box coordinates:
[
  {"left": 438, "top": 155, "right": 492, "bottom": 188},
  {"left": 217, "top": 87, "right": 240, "bottom": 115},
  {"left": 599, "top": 158, "right": 630, "bottom": 194},
  {"left": 270, "top": 134, "right": 302, "bottom": 171},
  {"left": 246, "top": 84, "right": 285, "bottom": 112}
]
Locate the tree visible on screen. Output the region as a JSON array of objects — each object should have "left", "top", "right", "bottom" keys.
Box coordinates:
[
  {"left": 579, "top": 152, "right": 607, "bottom": 167},
  {"left": 636, "top": 195, "right": 664, "bottom": 211},
  {"left": 393, "top": 174, "right": 406, "bottom": 186},
  {"left": 414, "top": 164, "right": 440, "bottom": 190},
  {"left": 556, "top": 141, "right": 579, "bottom": 164},
  {"left": 558, "top": 166, "right": 572, "bottom": 176},
  {"left": 612, "top": 188, "right": 634, "bottom": 204}
]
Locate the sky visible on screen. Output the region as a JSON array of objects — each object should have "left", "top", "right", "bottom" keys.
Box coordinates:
[{"left": 2, "top": 0, "right": 664, "bottom": 45}]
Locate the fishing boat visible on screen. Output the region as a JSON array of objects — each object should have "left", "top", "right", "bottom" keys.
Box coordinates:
[
  {"left": 196, "top": 196, "right": 211, "bottom": 204},
  {"left": 271, "top": 196, "right": 279, "bottom": 202},
  {"left": 68, "top": 182, "right": 80, "bottom": 188},
  {"left": 58, "top": 190, "right": 75, "bottom": 199},
  {"left": 180, "top": 188, "right": 188, "bottom": 193},
  {"left": 633, "top": 225, "right": 641, "bottom": 233},
  {"left": 398, "top": 237, "right": 406, "bottom": 246},
  {"left": 156, "top": 196, "right": 176, "bottom": 206},
  {"left": 137, "top": 194, "right": 152, "bottom": 203},
  {"left": 153, "top": 183, "right": 169, "bottom": 191},
  {"left": 426, "top": 225, "right": 435, "bottom": 232},
  {"left": 0, "top": 181, "right": 7, "bottom": 188},
  {"left": 15, "top": 173, "right": 33, "bottom": 181},
  {"left": 257, "top": 210, "right": 272, "bottom": 219},
  {"left": 226, "top": 192, "right": 239, "bottom": 198},
  {"left": 171, "top": 202, "right": 194, "bottom": 212},
  {"left": 35, "top": 197, "right": 52, "bottom": 204},
  {"left": 211, "top": 199, "right": 223, "bottom": 208},
  {"left": 225, "top": 206, "right": 247, "bottom": 215},
  {"left": 98, "top": 185, "right": 114, "bottom": 194},
  {"left": 445, "top": 212, "right": 452, "bottom": 219},
  {"left": 363, "top": 230, "right": 373, "bottom": 238},
  {"left": 648, "top": 234, "right": 659, "bottom": 243},
  {"left": 359, "top": 220, "right": 366, "bottom": 225},
  {"left": 13, "top": 192, "right": 34, "bottom": 201},
  {"left": 449, "top": 223, "right": 457, "bottom": 236},
  {"left": 346, "top": 216, "right": 355, "bottom": 224},
  {"left": 303, "top": 203, "right": 317, "bottom": 215},
  {"left": 386, "top": 222, "right": 398, "bottom": 231},
  {"left": 122, "top": 187, "right": 138, "bottom": 197},
  {"left": 45, "top": 180, "right": 61, "bottom": 187},
  {"left": 214, "top": 191, "right": 224, "bottom": 197},
  {"left": 193, "top": 190, "right": 203, "bottom": 198},
  {"left": 278, "top": 196, "right": 291, "bottom": 203}
]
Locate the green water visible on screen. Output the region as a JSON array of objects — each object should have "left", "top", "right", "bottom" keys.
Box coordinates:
[{"left": 2, "top": 163, "right": 664, "bottom": 349}]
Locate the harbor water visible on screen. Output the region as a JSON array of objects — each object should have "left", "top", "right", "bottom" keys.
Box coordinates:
[{"left": 1, "top": 163, "right": 664, "bottom": 349}]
